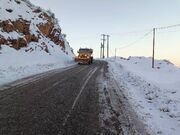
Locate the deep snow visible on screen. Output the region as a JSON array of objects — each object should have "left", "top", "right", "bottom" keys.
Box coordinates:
[
  {"left": 107, "top": 57, "right": 180, "bottom": 135},
  {"left": 0, "top": 45, "right": 75, "bottom": 86}
]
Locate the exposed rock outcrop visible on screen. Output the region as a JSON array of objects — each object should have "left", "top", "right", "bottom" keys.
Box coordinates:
[{"left": 0, "top": 0, "right": 72, "bottom": 55}]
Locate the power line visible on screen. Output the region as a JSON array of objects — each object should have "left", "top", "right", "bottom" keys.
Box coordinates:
[
  {"left": 113, "top": 23, "right": 180, "bottom": 67},
  {"left": 110, "top": 29, "right": 152, "bottom": 36},
  {"left": 156, "top": 29, "right": 180, "bottom": 34},
  {"left": 110, "top": 23, "right": 180, "bottom": 37},
  {"left": 68, "top": 23, "right": 180, "bottom": 41},
  {"left": 114, "top": 24, "right": 180, "bottom": 51},
  {"left": 116, "top": 30, "right": 152, "bottom": 50},
  {"left": 156, "top": 24, "right": 180, "bottom": 30}
]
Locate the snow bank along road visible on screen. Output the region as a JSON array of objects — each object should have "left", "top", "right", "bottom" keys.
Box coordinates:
[{"left": 0, "top": 61, "right": 151, "bottom": 135}]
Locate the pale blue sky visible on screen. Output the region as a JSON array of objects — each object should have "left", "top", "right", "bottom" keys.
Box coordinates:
[{"left": 30, "top": 0, "right": 180, "bottom": 66}]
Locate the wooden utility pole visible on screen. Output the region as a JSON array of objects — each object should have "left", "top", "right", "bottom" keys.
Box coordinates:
[
  {"left": 100, "top": 43, "right": 103, "bottom": 58},
  {"left": 101, "top": 34, "right": 106, "bottom": 59},
  {"left": 115, "top": 48, "right": 117, "bottom": 59},
  {"left": 152, "top": 28, "right": 156, "bottom": 68},
  {"left": 107, "top": 35, "right": 109, "bottom": 58}
]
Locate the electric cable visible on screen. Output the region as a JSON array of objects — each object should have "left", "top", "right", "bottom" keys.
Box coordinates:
[{"left": 116, "top": 30, "right": 153, "bottom": 50}]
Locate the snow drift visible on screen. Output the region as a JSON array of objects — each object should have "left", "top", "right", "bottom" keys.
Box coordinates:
[
  {"left": 107, "top": 56, "right": 180, "bottom": 135},
  {"left": 0, "top": 0, "right": 75, "bottom": 85}
]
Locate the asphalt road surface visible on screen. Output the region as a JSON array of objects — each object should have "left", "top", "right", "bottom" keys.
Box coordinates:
[{"left": 0, "top": 61, "right": 151, "bottom": 135}]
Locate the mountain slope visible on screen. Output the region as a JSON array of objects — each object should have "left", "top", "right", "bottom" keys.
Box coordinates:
[{"left": 0, "top": 0, "right": 75, "bottom": 85}]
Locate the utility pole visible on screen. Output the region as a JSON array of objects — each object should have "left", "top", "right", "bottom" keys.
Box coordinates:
[
  {"left": 115, "top": 48, "right": 117, "bottom": 59},
  {"left": 100, "top": 43, "right": 103, "bottom": 58},
  {"left": 101, "top": 34, "right": 106, "bottom": 59},
  {"left": 152, "top": 28, "right": 156, "bottom": 68},
  {"left": 106, "top": 35, "right": 110, "bottom": 58}
]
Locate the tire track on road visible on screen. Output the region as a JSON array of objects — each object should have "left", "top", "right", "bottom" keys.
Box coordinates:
[
  {"left": 41, "top": 66, "right": 90, "bottom": 94},
  {"left": 0, "top": 65, "right": 88, "bottom": 101},
  {"left": 60, "top": 67, "right": 98, "bottom": 130},
  {"left": 0, "top": 61, "right": 102, "bottom": 135}
]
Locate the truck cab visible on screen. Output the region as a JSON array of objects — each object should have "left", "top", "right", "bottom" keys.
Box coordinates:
[{"left": 76, "top": 48, "right": 93, "bottom": 64}]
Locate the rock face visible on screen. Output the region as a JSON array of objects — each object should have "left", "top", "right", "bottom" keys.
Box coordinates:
[{"left": 0, "top": 0, "right": 73, "bottom": 55}]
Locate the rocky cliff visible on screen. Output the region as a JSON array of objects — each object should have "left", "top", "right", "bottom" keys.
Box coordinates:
[{"left": 0, "top": 0, "right": 73, "bottom": 56}]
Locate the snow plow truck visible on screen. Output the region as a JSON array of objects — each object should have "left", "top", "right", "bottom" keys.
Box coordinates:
[{"left": 75, "top": 48, "right": 93, "bottom": 64}]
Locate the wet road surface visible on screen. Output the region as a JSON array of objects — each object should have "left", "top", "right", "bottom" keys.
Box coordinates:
[{"left": 0, "top": 61, "right": 151, "bottom": 135}]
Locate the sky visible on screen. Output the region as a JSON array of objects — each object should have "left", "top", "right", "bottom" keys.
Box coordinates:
[{"left": 30, "top": 0, "right": 180, "bottom": 67}]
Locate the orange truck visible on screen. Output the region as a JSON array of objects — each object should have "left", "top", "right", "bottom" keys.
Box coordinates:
[{"left": 75, "top": 48, "right": 93, "bottom": 64}]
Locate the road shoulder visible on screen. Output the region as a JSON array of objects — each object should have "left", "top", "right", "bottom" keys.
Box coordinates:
[{"left": 97, "top": 61, "right": 152, "bottom": 135}]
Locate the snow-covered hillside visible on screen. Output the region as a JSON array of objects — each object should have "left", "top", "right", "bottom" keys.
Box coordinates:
[
  {"left": 107, "top": 57, "right": 180, "bottom": 135},
  {"left": 0, "top": 0, "right": 75, "bottom": 86}
]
